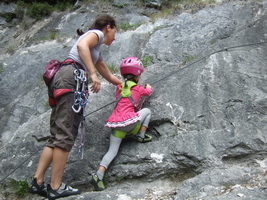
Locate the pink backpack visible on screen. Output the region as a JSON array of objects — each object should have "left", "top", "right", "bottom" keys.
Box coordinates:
[{"left": 43, "top": 60, "right": 62, "bottom": 86}]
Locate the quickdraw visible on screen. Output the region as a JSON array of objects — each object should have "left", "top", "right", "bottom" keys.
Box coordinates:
[
  {"left": 72, "top": 68, "right": 89, "bottom": 160},
  {"left": 72, "top": 68, "right": 89, "bottom": 113},
  {"left": 77, "top": 116, "right": 86, "bottom": 159}
]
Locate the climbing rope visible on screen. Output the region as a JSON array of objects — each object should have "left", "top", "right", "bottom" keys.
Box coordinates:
[
  {"left": 151, "top": 41, "right": 267, "bottom": 85},
  {"left": 0, "top": 143, "right": 47, "bottom": 183},
  {"left": 85, "top": 40, "right": 267, "bottom": 117},
  {"left": 1, "top": 40, "right": 267, "bottom": 183}
]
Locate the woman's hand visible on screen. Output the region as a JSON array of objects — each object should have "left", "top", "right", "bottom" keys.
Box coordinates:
[
  {"left": 90, "top": 73, "right": 101, "bottom": 93},
  {"left": 145, "top": 84, "right": 152, "bottom": 89},
  {"left": 77, "top": 32, "right": 102, "bottom": 93}
]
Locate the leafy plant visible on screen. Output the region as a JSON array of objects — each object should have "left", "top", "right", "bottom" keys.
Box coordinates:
[
  {"left": 49, "top": 30, "right": 60, "bottom": 40},
  {"left": 4, "top": 12, "right": 17, "bottom": 22},
  {"left": 149, "top": 0, "right": 216, "bottom": 21},
  {"left": 13, "top": 179, "right": 29, "bottom": 195},
  {"left": 26, "top": 2, "right": 53, "bottom": 20},
  {"left": 141, "top": 56, "right": 152, "bottom": 67},
  {"left": 210, "top": 39, "right": 217, "bottom": 45},
  {"left": 6, "top": 45, "right": 16, "bottom": 54},
  {"left": 0, "top": 179, "right": 29, "bottom": 197},
  {"left": 119, "top": 22, "right": 142, "bottom": 32},
  {"left": 44, "top": 100, "right": 50, "bottom": 107},
  {"left": 40, "top": 30, "right": 60, "bottom": 41},
  {"left": 181, "top": 54, "right": 197, "bottom": 65},
  {"left": 107, "top": 63, "right": 119, "bottom": 73},
  {"left": 114, "top": 4, "right": 125, "bottom": 8},
  {"left": 54, "top": 1, "right": 73, "bottom": 11},
  {"left": 115, "top": 175, "right": 125, "bottom": 182},
  {"left": 16, "top": 0, "right": 27, "bottom": 7}
]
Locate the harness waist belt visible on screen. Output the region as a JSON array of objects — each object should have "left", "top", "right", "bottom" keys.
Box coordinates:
[
  {"left": 53, "top": 88, "right": 73, "bottom": 99},
  {"left": 63, "top": 58, "right": 83, "bottom": 69},
  {"left": 48, "top": 89, "right": 73, "bottom": 106}
]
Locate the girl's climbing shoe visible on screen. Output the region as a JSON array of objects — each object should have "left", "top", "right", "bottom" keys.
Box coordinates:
[
  {"left": 91, "top": 173, "right": 106, "bottom": 191},
  {"left": 137, "top": 133, "right": 152, "bottom": 143},
  {"left": 28, "top": 177, "right": 47, "bottom": 197}
]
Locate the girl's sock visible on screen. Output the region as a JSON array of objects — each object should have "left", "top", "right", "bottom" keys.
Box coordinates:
[
  {"left": 97, "top": 170, "right": 104, "bottom": 180},
  {"left": 138, "top": 130, "right": 145, "bottom": 138}
]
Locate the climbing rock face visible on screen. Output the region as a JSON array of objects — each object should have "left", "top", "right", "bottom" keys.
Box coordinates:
[{"left": 0, "top": 0, "right": 267, "bottom": 199}]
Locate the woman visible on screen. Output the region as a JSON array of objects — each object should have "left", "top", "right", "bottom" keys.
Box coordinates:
[{"left": 28, "top": 14, "right": 122, "bottom": 200}]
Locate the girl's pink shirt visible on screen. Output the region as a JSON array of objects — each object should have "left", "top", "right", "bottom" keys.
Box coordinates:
[{"left": 105, "top": 84, "right": 152, "bottom": 123}]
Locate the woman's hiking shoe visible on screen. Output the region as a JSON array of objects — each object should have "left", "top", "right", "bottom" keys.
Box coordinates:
[
  {"left": 28, "top": 177, "right": 47, "bottom": 197},
  {"left": 137, "top": 133, "right": 152, "bottom": 143},
  {"left": 47, "top": 183, "right": 80, "bottom": 200},
  {"left": 91, "top": 173, "right": 105, "bottom": 191}
]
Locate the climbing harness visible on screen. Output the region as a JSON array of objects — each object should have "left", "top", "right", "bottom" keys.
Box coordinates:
[
  {"left": 112, "top": 122, "right": 141, "bottom": 139},
  {"left": 46, "top": 59, "right": 89, "bottom": 113},
  {"left": 46, "top": 59, "right": 89, "bottom": 159},
  {"left": 111, "top": 80, "right": 146, "bottom": 139},
  {"left": 115, "top": 80, "right": 138, "bottom": 111},
  {"left": 48, "top": 88, "right": 73, "bottom": 106}
]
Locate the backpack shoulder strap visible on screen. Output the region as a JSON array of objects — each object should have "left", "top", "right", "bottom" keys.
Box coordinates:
[
  {"left": 120, "top": 81, "right": 137, "bottom": 97},
  {"left": 114, "top": 81, "right": 137, "bottom": 109}
]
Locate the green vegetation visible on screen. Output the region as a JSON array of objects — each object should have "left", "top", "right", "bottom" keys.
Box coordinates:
[
  {"left": 0, "top": 63, "right": 4, "bottom": 74},
  {"left": 149, "top": 0, "right": 216, "bottom": 20},
  {"left": 169, "top": 131, "right": 178, "bottom": 137},
  {"left": 44, "top": 100, "right": 50, "bottom": 107},
  {"left": 0, "top": 179, "right": 29, "bottom": 198},
  {"left": 210, "top": 39, "right": 217, "bottom": 45},
  {"left": 3, "top": 13, "right": 17, "bottom": 22},
  {"left": 11, "top": 0, "right": 74, "bottom": 21},
  {"left": 181, "top": 54, "right": 197, "bottom": 65},
  {"left": 6, "top": 46, "right": 16, "bottom": 55},
  {"left": 114, "top": 4, "right": 125, "bottom": 8},
  {"left": 40, "top": 30, "right": 60, "bottom": 41},
  {"left": 53, "top": 1, "right": 73, "bottom": 11},
  {"left": 12, "top": 179, "right": 29, "bottom": 195},
  {"left": 141, "top": 56, "right": 152, "bottom": 67},
  {"left": 26, "top": 2, "right": 53, "bottom": 20},
  {"left": 4, "top": 0, "right": 217, "bottom": 23},
  {"left": 148, "top": 25, "right": 171, "bottom": 36},
  {"left": 119, "top": 22, "right": 143, "bottom": 32},
  {"left": 115, "top": 175, "right": 125, "bottom": 182},
  {"left": 48, "top": 31, "right": 58, "bottom": 40},
  {"left": 24, "top": 1, "right": 73, "bottom": 20},
  {"left": 107, "top": 63, "right": 119, "bottom": 73},
  {"left": 161, "top": 0, "right": 216, "bottom": 6}
]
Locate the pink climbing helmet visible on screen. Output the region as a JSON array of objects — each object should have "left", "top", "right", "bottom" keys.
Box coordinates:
[{"left": 120, "top": 57, "right": 144, "bottom": 76}]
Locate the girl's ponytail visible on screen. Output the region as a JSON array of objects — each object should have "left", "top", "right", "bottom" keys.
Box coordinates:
[{"left": 123, "top": 74, "right": 135, "bottom": 87}]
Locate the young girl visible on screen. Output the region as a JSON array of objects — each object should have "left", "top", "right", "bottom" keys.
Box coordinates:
[{"left": 91, "top": 57, "right": 153, "bottom": 191}]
